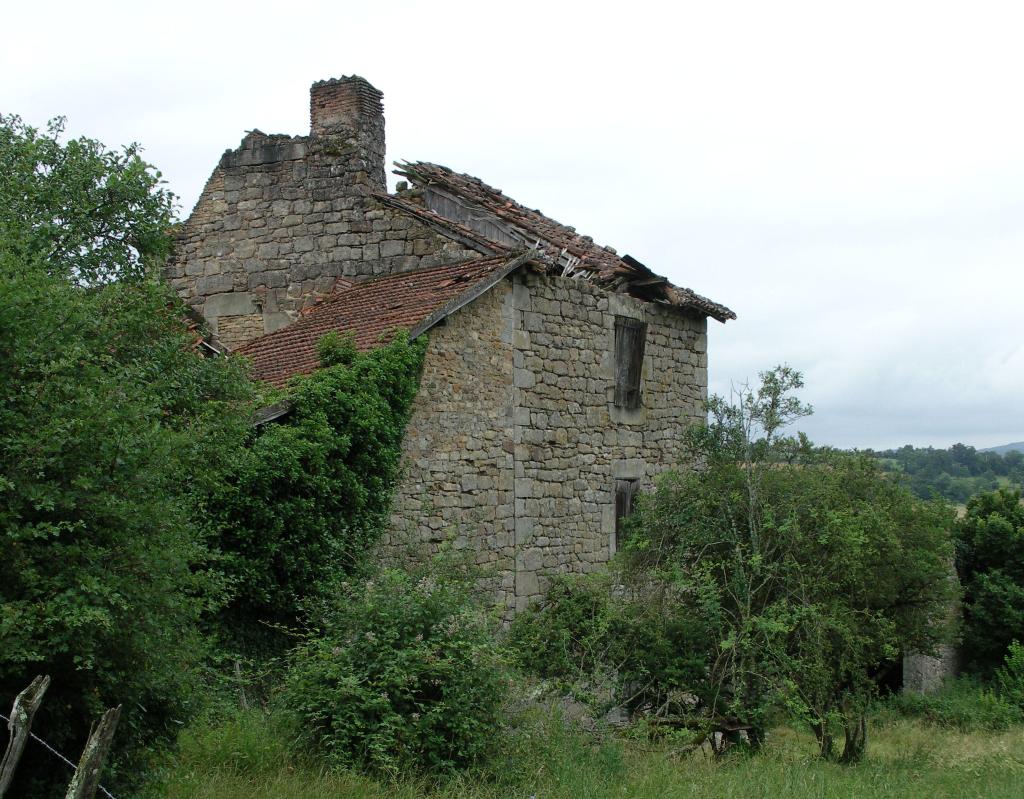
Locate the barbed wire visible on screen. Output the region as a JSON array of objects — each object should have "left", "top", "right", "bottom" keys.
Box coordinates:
[{"left": 0, "top": 710, "right": 117, "bottom": 799}]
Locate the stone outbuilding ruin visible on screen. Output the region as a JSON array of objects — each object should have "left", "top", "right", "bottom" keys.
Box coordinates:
[{"left": 166, "top": 75, "right": 735, "bottom": 615}]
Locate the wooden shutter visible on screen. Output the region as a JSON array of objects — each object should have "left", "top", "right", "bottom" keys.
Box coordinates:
[
  {"left": 615, "top": 478, "right": 639, "bottom": 548},
  {"left": 614, "top": 316, "right": 647, "bottom": 409}
]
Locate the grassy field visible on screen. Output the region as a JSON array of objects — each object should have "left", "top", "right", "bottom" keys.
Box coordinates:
[{"left": 147, "top": 706, "right": 1024, "bottom": 799}]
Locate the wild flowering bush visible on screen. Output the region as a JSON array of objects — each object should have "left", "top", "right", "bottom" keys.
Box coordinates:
[{"left": 282, "top": 565, "right": 507, "bottom": 775}]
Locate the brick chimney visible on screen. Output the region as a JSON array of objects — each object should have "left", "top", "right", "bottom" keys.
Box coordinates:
[{"left": 310, "top": 75, "right": 385, "bottom": 191}]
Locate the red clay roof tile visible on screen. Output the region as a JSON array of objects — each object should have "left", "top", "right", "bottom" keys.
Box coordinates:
[{"left": 236, "top": 255, "right": 513, "bottom": 387}]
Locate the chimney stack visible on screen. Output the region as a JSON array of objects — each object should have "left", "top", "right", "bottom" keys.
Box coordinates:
[{"left": 309, "top": 75, "right": 385, "bottom": 190}]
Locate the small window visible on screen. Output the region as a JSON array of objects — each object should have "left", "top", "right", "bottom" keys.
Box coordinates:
[
  {"left": 614, "top": 478, "right": 639, "bottom": 549},
  {"left": 613, "top": 316, "right": 647, "bottom": 409}
]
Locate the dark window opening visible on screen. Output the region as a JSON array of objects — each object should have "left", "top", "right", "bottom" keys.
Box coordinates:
[
  {"left": 615, "top": 478, "right": 639, "bottom": 549},
  {"left": 614, "top": 316, "right": 647, "bottom": 409}
]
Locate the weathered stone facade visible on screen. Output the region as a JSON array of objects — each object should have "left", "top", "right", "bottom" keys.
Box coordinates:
[
  {"left": 165, "top": 78, "right": 479, "bottom": 350},
  {"left": 175, "top": 74, "right": 729, "bottom": 619},
  {"left": 386, "top": 271, "right": 707, "bottom": 615}
]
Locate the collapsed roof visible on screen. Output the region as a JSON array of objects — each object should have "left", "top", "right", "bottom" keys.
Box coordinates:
[{"left": 386, "top": 161, "right": 735, "bottom": 323}]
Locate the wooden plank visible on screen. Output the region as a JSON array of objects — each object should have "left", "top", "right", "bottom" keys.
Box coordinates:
[
  {"left": 0, "top": 675, "right": 51, "bottom": 799},
  {"left": 614, "top": 317, "right": 646, "bottom": 410}
]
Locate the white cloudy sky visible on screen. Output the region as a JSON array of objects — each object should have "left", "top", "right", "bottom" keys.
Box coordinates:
[{"left": 4, "top": 0, "right": 1022, "bottom": 449}]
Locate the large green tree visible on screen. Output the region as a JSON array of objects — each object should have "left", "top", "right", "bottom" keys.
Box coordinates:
[
  {"left": 623, "top": 367, "right": 957, "bottom": 761},
  {"left": 0, "top": 115, "right": 253, "bottom": 795}
]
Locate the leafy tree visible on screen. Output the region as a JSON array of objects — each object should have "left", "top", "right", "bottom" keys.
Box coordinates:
[
  {"left": 622, "top": 367, "right": 956, "bottom": 761},
  {"left": 0, "top": 116, "right": 253, "bottom": 796},
  {"left": 0, "top": 114, "right": 175, "bottom": 285},
  {"left": 956, "top": 488, "right": 1024, "bottom": 676}
]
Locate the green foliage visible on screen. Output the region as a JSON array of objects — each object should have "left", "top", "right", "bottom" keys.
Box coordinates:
[
  {"left": 281, "top": 564, "right": 507, "bottom": 776},
  {"left": 621, "top": 367, "right": 957, "bottom": 761},
  {"left": 955, "top": 488, "right": 1024, "bottom": 676},
  {"left": 995, "top": 641, "right": 1024, "bottom": 709},
  {"left": 509, "top": 572, "right": 712, "bottom": 717},
  {"left": 884, "top": 678, "right": 1023, "bottom": 732},
  {"left": 209, "top": 333, "right": 426, "bottom": 647},
  {"left": 0, "top": 115, "right": 175, "bottom": 285},
  {"left": 0, "top": 114, "right": 254, "bottom": 796}
]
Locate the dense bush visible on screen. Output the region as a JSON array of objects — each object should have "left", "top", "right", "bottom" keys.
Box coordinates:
[
  {"left": 996, "top": 641, "right": 1024, "bottom": 709},
  {"left": 282, "top": 565, "right": 507, "bottom": 775},
  {"left": 209, "top": 331, "right": 426, "bottom": 650},
  {"left": 955, "top": 488, "right": 1024, "bottom": 676},
  {"left": 509, "top": 572, "right": 712, "bottom": 718}
]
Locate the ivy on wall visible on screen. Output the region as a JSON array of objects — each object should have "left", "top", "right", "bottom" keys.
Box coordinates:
[{"left": 209, "top": 331, "right": 427, "bottom": 648}]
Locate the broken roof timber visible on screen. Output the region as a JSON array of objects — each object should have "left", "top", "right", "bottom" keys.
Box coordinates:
[{"left": 391, "top": 161, "right": 735, "bottom": 322}]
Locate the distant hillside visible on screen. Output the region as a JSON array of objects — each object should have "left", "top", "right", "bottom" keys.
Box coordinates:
[
  {"left": 981, "top": 441, "right": 1024, "bottom": 455},
  {"left": 864, "top": 443, "right": 1024, "bottom": 503}
]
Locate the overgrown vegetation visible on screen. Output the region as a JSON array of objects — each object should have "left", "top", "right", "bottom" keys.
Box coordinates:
[
  {"left": 208, "top": 330, "right": 426, "bottom": 653},
  {"left": 883, "top": 676, "right": 1023, "bottom": 732},
  {"left": 0, "top": 115, "right": 428, "bottom": 794},
  {"left": 282, "top": 562, "right": 506, "bottom": 775},
  {"left": 0, "top": 116, "right": 255, "bottom": 796},
  {"left": 515, "top": 368, "right": 957, "bottom": 763}
]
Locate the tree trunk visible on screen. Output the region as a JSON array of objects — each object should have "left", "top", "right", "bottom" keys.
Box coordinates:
[
  {"left": 0, "top": 675, "right": 51, "bottom": 799},
  {"left": 840, "top": 712, "right": 867, "bottom": 764},
  {"left": 812, "top": 721, "right": 834, "bottom": 760}
]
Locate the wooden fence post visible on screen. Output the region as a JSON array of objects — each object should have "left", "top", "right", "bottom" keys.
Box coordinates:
[
  {"left": 0, "top": 674, "right": 51, "bottom": 799},
  {"left": 64, "top": 705, "right": 121, "bottom": 799}
]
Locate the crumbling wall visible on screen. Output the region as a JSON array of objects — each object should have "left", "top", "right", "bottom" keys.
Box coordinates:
[
  {"left": 387, "top": 272, "right": 707, "bottom": 616},
  {"left": 164, "top": 77, "right": 479, "bottom": 350}
]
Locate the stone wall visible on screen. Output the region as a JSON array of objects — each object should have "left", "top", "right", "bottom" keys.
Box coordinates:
[
  {"left": 387, "top": 270, "right": 708, "bottom": 616},
  {"left": 385, "top": 280, "right": 517, "bottom": 605},
  {"left": 509, "top": 272, "right": 707, "bottom": 611},
  {"left": 165, "top": 77, "right": 479, "bottom": 351}
]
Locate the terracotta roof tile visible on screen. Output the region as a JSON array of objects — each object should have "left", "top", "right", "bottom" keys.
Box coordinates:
[{"left": 237, "top": 255, "right": 515, "bottom": 387}]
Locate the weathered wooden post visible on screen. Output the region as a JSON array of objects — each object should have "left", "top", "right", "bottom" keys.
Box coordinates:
[
  {"left": 64, "top": 705, "right": 121, "bottom": 799},
  {"left": 0, "top": 674, "right": 51, "bottom": 798}
]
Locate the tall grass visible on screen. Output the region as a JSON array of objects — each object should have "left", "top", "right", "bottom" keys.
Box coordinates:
[{"left": 148, "top": 703, "right": 1024, "bottom": 799}]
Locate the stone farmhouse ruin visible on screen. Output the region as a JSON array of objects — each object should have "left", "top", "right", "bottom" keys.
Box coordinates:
[{"left": 166, "top": 75, "right": 735, "bottom": 615}]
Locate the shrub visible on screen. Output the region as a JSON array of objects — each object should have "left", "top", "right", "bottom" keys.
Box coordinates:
[
  {"left": 210, "top": 332, "right": 426, "bottom": 650},
  {"left": 995, "top": 640, "right": 1024, "bottom": 709},
  {"left": 509, "top": 572, "right": 713, "bottom": 719},
  {"left": 885, "top": 677, "right": 1023, "bottom": 731},
  {"left": 621, "top": 367, "right": 957, "bottom": 761},
  {"left": 1, "top": 116, "right": 254, "bottom": 796},
  {"left": 281, "top": 565, "right": 506, "bottom": 775}
]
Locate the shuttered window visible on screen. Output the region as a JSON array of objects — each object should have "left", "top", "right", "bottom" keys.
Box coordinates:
[
  {"left": 615, "top": 478, "right": 639, "bottom": 549},
  {"left": 614, "top": 316, "right": 647, "bottom": 409}
]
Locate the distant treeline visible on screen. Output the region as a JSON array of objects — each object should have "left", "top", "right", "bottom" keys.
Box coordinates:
[{"left": 863, "top": 443, "right": 1024, "bottom": 503}]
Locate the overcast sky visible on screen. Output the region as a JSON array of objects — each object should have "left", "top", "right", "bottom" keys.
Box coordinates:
[{"left": 4, "top": 0, "right": 1022, "bottom": 449}]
